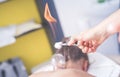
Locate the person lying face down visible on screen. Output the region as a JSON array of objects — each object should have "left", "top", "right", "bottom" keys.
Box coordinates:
[
  {"left": 54, "top": 37, "right": 89, "bottom": 71},
  {"left": 29, "top": 37, "right": 94, "bottom": 77}
]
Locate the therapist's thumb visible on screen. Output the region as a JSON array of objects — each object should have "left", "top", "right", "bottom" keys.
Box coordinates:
[
  {"left": 68, "top": 34, "right": 83, "bottom": 46},
  {"left": 68, "top": 37, "right": 79, "bottom": 45}
]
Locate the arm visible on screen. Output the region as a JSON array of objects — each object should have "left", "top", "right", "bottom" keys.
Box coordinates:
[{"left": 68, "top": 9, "right": 120, "bottom": 53}]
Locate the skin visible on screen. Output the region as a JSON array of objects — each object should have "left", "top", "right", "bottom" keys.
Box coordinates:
[
  {"left": 29, "top": 69, "right": 94, "bottom": 77},
  {"left": 68, "top": 9, "right": 120, "bottom": 53},
  {"left": 29, "top": 59, "right": 91, "bottom": 77}
]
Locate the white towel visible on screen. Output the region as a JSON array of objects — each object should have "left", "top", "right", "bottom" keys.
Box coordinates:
[
  {"left": 88, "top": 52, "right": 120, "bottom": 77},
  {"left": 0, "top": 25, "right": 16, "bottom": 48},
  {"left": 32, "top": 52, "right": 120, "bottom": 77}
]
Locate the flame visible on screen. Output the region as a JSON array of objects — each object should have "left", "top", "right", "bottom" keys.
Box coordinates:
[
  {"left": 44, "top": 3, "right": 57, "bottom": 40},
  {"left": 44, "top": 3, "right": 57, "bottom": 22}
]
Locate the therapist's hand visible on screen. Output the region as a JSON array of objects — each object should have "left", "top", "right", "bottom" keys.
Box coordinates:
[
  {"left": 68, "top": 25, "right": 111, "bottom": 53},
  {"left": 68, "top": 9, "right": 120, "bottom": 53}
]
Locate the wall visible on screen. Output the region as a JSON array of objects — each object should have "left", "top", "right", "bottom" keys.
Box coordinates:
[{"left": 0, "top": 0, "right": 52, "bottom": 73}]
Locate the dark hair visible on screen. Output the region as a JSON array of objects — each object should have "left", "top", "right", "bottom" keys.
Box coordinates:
[{"left": 56, "top": 46, "right": 88, "bottom": 62}]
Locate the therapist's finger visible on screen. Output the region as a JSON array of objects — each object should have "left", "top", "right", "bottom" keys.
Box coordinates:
[
  {"left": 82, "top": 46, "right": 87, "bottom": 53},
  {"left": 69, "top": 32, "right": 85, "bottom": 45},
  {"left": 88, "top": 48, "right": 93, "bottom": 53},
  {"left": 83, "top": 47, "right": 89, "bottom": 53},
  {"left": 68, "top": 37, "right": 77, "bottom": 46},
  {"left": 89, "top": 46, "right": 97, "bottom": 53},
  {"left": 83, "top": 41, "right": 89, "bottom": 47},
  {"left": 77, "top": 40, "right": 83, "bottom": 46},
  {"left": 79, "top": 46, "right": 84, "bottom": 49},
  {"left": 77, "top": 40, "right": 84, "bottom": 49},
  {"left": 80, "top": 41, "right": 89, "bottom": 53},
  {"left": 88, "top": 41, "right": 93, "bottom": 48}
]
